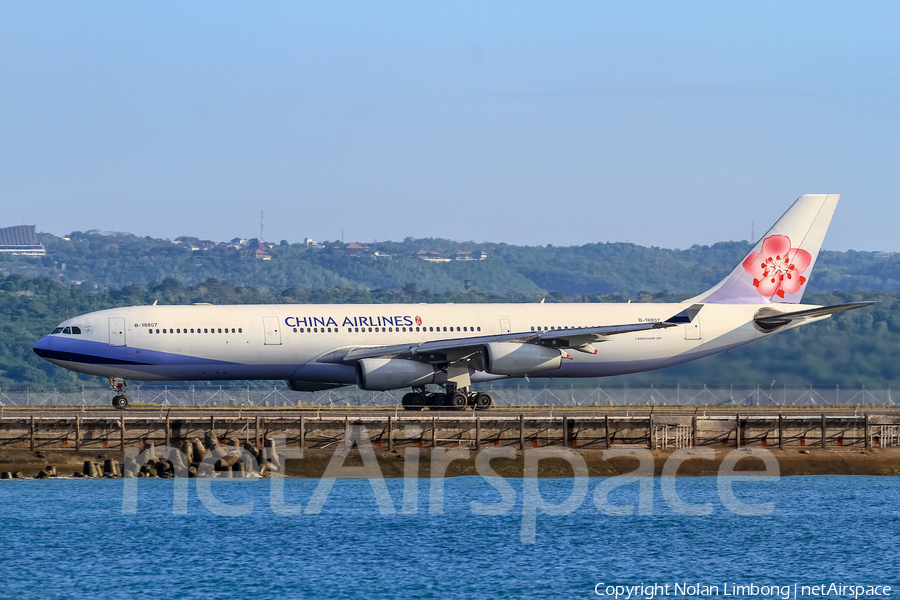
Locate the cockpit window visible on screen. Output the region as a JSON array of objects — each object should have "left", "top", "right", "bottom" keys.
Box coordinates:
[
  {"left": 71, "top": 327, "right": 81, "bottom": 334},
  {"left": 62, "top": 327, "right": 71, "bottom": 334},
  {"left": 52, "top": 327, "right": 63, "bottom": 334}
]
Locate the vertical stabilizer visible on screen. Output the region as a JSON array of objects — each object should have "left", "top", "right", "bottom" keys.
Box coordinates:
[{"left": 691, "top": 194, "right": 839, "bottom": 304}]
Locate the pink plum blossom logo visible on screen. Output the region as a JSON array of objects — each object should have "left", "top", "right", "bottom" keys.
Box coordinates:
[{"left": 742, "top": 235, "right": 811, "bottom": 298}]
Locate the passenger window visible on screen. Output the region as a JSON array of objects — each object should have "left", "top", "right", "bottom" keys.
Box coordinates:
[
  {"left": 477, "top": 327, "right": 481, "bottom": 332},
  {"left": 218, "top": 328, "right": 222, "bottom": 333},
  {"left": 293, "top": 328, "right": 297, "bottom": 333},
  {"left": 204, "top": 329, "right": 208, "bottom": 333},
  {"left": 231, "top": 328, "right": 235, "bottom": 333},
  {"left": 238, "top": 328, "right": 242, "bottom": 333},
  {"left": 148, "top": 329, "right": 153, "bottom": 334},
  {"left": 156, "top": 329, "right": 160, "bottom": 334},
  {"left": 355, "top": 328, "right": 359, "bottom": 332},
  {"left": 368, "top": 327, "right": 372, "bottom": 332},
  {"left": 389, "top": 327, "right": 393, "bottom": 332}
]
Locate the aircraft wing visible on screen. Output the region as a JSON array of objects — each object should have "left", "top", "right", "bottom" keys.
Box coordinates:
[
  {"left": 317, "top": 309, "right": 691, "bottom": 364},
  {"left": 753, "top": 301, "right": 875, "bottom": 328}
]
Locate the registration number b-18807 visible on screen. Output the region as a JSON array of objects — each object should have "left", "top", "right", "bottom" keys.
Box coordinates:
[{"left": 136, "top": 323, "right": 158, "bottom": 328}]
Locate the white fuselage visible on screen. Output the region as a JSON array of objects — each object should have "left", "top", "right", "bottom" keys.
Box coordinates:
[{"left": 33, "top": 301, "right": 816, "bottom": 386}]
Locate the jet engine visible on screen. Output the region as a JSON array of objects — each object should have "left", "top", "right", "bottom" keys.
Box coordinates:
[
  {"left": 355, "top": 358, "right": 436, "bottom": 391},
  {"left": 482, "top": 342, "right": 564, "bottom": 376}
]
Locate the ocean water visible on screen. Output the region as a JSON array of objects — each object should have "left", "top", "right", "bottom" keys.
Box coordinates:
[{"left": 0, "top": 476, "right": 897, "bottom": 599}]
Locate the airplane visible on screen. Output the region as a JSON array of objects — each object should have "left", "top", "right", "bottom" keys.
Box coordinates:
[{"left": 33, "top": 194, "right": 872, "bottom": 409}]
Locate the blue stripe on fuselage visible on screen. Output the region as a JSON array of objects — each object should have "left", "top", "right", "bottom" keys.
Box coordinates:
[{"left": 32, "top": 336, "right": 237, "bottom": 367}]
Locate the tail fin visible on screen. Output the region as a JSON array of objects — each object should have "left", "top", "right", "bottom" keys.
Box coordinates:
[{"left": 690, "top": 194, "right": 839, "bottom": 304}]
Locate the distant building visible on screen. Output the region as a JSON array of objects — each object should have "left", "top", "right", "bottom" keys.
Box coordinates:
[
  {"left": 454, "top": 250, "right": 488, "bottom": 261},
  {"left": 243, "top": 238, "right": 271, "bottom": 260},
  {"left": 415, "top": 249, "right": 450, "bottom": 263},
  {"left": 337, "top": 242, "right": 371, "bottom": 256},
  {"left": 304, "top": 238, "right": 320, "bottom": 248},
  {"left": 0, "top": 225, "right": 46, "bottom": 257}
]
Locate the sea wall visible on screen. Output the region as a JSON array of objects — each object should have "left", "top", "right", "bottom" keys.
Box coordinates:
[{"left": 0, "top": 410, "right": 897, "bottom": 477}]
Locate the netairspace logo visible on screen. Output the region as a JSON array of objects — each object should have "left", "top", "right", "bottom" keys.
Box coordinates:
[
  {"left": 593, "top": 582, "right": 892, "bottom": 599},
  {"left": 120, "top": 425, "right": 795, "bottom": 543}
]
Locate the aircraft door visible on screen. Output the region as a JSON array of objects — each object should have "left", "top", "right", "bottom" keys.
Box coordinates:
[
  {"left": 109, "top": 317, "right": 126, "bottom": 346},
  {"left": 499, "top": 318, "right": 511, "bottom": 333},
  {"left": 684, "top": 318, "right": 701, "bottom": 340},
  {"left": 263, "top": 316, "right": 282, "bottom": 345}
]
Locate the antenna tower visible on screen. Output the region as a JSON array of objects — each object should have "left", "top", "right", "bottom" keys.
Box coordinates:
[{"left": 261, "top": 211, "right": 264, "bottom": 243}]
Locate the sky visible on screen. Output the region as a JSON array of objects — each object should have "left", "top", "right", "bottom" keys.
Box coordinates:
[{"left": 1, "top": 1, "right": 899, "bottom": 251}]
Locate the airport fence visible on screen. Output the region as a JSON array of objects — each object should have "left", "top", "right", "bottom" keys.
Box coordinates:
[{"left": 0, "top": 384, "right": 895, "bottom": 407}]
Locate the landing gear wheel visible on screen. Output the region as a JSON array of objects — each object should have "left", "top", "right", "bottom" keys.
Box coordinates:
[
  {"left": 112, "top": 395, "right": 128, "bottom": 408},
  {"left": 474, "top": 393, "right": 493, "bottom": 411},
  {"left": 402, "top": 393, "right": 425, "bottom": 411},
  {"left": 429, "top": 393, "right": 448, "bottom": 410},
  {"left": 449, "top": 392, "right": 468, "bottom": 410}
]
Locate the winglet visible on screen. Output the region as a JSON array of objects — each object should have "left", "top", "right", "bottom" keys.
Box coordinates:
[{"left": 665, "top": 304, "right": 703, "bottom": 324}]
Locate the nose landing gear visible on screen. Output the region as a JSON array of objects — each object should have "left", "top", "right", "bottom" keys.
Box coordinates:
[{"left": 108, "top": 377, "right": 129, "bottom": 409}]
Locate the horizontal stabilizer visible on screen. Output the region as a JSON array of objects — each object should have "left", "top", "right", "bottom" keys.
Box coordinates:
[{"left": 754, "top": 302, "right": 875, "bottom": 328}]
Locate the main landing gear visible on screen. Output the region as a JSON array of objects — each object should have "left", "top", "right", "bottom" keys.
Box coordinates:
[
  {"left": 401, "top": 385, "right": 493, "bottom": 411},
  {"left": 109, "top": 377, "right": 129, "bottom": 409}
]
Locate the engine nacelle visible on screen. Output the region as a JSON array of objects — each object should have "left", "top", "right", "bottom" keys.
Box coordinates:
[
  {"left": 285, "top": 380, "right": 349, "bottom": 392},
  {"left": 482, "top": 342, "right": 563, "bottom": 376},
  {"left": 355, "top": 358, "right": 435, "bottom": 391}
]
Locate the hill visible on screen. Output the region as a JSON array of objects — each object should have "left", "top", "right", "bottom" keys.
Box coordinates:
[{"left": 0, "top": 230, "right": 898, "bottom": 297}]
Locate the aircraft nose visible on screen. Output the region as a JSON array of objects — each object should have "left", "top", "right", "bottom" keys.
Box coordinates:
[{"left": 33, "top": 335, "right": 53, "bottom": 358}]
